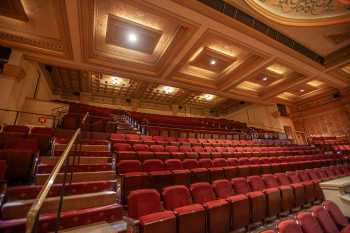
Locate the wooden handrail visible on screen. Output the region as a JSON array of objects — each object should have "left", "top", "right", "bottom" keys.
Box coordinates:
[{"left": 25, "top": 112, "right": 89, "bottom": 233}]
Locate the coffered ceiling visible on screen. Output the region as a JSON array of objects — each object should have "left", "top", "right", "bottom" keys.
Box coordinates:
[{"left": 0, "top": 0, "right": 349, "bottom": 114}]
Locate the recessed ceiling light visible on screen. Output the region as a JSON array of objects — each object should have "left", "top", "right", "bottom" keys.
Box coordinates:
[
  {"left": 210, "top": 59, "right": 216, "bottom": 65},
  {"left": 127, "top": 32, "right": 138, "bottom": 43},
  {"left": 163, "top": 86, "right": 175, "bottom": 94},
  {"left": 262, "top": 77, "right": 268, "bottom": 81},
  {"left": 203, "top": 94, "right": 215, "bottom": 101},
  {"left": 111, "top": 77, "right": 121, "bottom": 85},
  {"left": 300, "top": 89, "right": 305, "bottom": 93}
]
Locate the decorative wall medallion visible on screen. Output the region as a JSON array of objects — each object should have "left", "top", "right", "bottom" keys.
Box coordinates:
[{"left": 244, "top": 0, "right": 350, "bottom": 26}]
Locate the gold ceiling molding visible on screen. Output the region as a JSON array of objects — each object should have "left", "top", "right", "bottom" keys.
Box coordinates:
[{"left": 244, "top": 0, "right": 350, "bottom": 26}]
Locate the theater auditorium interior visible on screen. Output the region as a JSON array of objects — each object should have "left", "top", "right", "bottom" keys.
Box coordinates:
[{"left": 1, "top": 0, "right": 350, "bottom": 233}]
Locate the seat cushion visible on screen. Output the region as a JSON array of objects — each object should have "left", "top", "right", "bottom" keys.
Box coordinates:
[
  {"left": 341, "top": 225, "right": 350, "bottom": 233},
  {"left": 226, "top": 194, "right": 248, "bottom": 202},
  {"left": 204, "top": 199, "right": 228, "bottom": 209},
  {"left": 174, "top": 204, "right": 204, "bottom": 215},
  {"left": 246, "top": 191, "right": 264, "bottom": 198},
  {"left": 139, "top": 210, "right": 175, "bottom": 225},
  {"left": 125, "top": 172, "right": 147, "bottom": 178},
  {"left": 149, "top": 171, "right": 172, "bottom": 176}
]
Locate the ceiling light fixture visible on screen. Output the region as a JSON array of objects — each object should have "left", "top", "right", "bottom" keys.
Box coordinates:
[
  {"left": 210, "top": 59, "right": 216, "bottom": 65},
  {"left": 300, "top": 89, "right": 305, "bottom": 93},
  {"left": 262, "top": 77, "right": 268, "bottom": 81},
  {"left": 127, "top": 32, "right": 138, "bottom": 43}
]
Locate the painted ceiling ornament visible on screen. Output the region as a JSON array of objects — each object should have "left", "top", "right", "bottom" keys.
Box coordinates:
[{"left": 243, "top": 0, "right": 350, "bottom": 26}]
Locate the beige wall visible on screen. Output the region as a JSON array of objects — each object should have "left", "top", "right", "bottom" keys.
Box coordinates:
[
  {"left": 0, "top": 58, "right": 61, "bottom": 126},
  {"left": 227, "top": 104, "right": 294, "bottom": 133}
]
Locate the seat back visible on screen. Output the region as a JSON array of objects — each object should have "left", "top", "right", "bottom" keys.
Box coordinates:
[
  {"left": 191, "top": 182, "right": 216, "bottom": 203},
  {"left": 143, "top": 159, "right": 164, "bottom": 172},
  {"left": 278, "top": 219, "right": 303, "bottom": 233},
  {"left": 232, "top": 177, "right": 251, "bottom": 194},
  {"left": 128, "top": 189, "right": 161, "bottom": 218},
  {"left": 212, "top": 179, "right": 235, "bottom": 198},
  {"left": 162, "top": 185, "right": 192, "bottom": 210},
  {"left": 311, "top": 205, "right": 340, "bottom": 233},
  {"left": 182, "top": 159, "right": 199, "bottom": 169},
  {"left": 296, "top": 212, "right": 324, "bottom": 233},
  {"left": 198, "top": 159, "right": 212, "bottom": 168},
  {"left": 114, "top": 143, "right": 133, "bottom": 151},
  {"left": 247, "top": 176, "right": 266, "bottom": 191},
  {"left": 165, "top": 159, "right": 183, "bottom": 170},
  {"left": 150, "top": 145, "right": 165, "bottom": 152},
  {"left": 212, "top": 158, "right": 227, "bottom": 167},
  {"left": 133, "top": 144, "right": 149, "bottom": 151},
  {"left": 262, "top": 174, "right": 279, "bottom": 188},
  {"left": 179, "top": 145, "right": 192, "bottom": 152},
  {"left": 275, "top": 173, "right": 291, "bottom": 185},
  {"left": 118, "top": 160, "right": 142, "bottom": 173},
  {"left": 323, "top": 201, "right": 349, "bottom": 228},
  {"left": 165, "top": 145, "right": 179, "bottom": 152},
  {"left": 286, "top": 172, "right": 302, "bottom": 183}
]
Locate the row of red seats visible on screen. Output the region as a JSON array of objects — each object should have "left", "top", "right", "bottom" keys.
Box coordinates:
[
  {"left": 117, "top": 157, "right": 341, "bottom": 203},
  {"left": 0, "top": 125, "right": 53, "bottom": 137},
  {"left": 260, "top": 201, "right": 350, "bottom": 233},
  {"left": 113, "top": 143, "right": 318, "bottom": 161},
  {"left": 0, "top": 126, "right": 53, "bottom": 154},
  {"left": 126, "top": 163, "right": 350, "bottom": 233},
  {"left": 111, "top": 133, "right": 292, "bottom": 146}
]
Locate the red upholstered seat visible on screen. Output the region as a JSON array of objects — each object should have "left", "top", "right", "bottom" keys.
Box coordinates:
[
  {"left": 110, "top": 133, "right": 126, "bottom": 143},
  {"left": 231, "top": 177, "right": 266, "bottom": 223},
  {"left": 125, "top": 134, "right": 142, "bottom": 144},
  {"left": 133, "top": 144, "right": 154, "bottom": 161},
  {"left": 140, "top": 135, "right": 155, "bottom": 145},
  {"left": 179, "top": 145, "right": 198, "bottom": 159},
  {"left": 277, "top": 219, "right": 303, "bottom": 233},
  {"left": 182, "top": 159, "right": 209, "bottom": 183},
  {"left": 128, "top": 189, "right": 176, "bottom": 233},
  {"left": 150, "top": 145, "right": 170, "bottom": 160},
  {"left": 3, "top": 125, "right": 29, "bottom": 136},
  {"left": 311, "top": 205, "right": 340, "bottom": 233},
  {"left": 164, "top": 159, "right": 190, "bottom": 185},
  {"left": 0, "top": 149, "right": 35, "bottom": 183},
  {"left": 297, "top": 212, "right": 324, "bottom": 233},
  {"left": 323, "top": 201, "right": 349, "bottom": 229},
  {"left": 262, "top": 174, "right": 294, "bottom": 212},
  {"left": 118, "top": 160, "right": 149, "bottom": 203},
  {"left": 162, "top": 185, "right": 206, "bottom": 233},
  {"left": 114, "top": 143, "right": 137, "bottom": 160},
  {"left": 143, "top": 159, "right": 172, "bottom": 191},
  {"left": 297, "top": 170, "right": 323, "bottom": 201},
  {"left": 275, "top": 172, "right": 304, "bottom": 208},
  {"left": 191, "top": 182, "right": 230, "bottom": 233},
  {"left": 165, "top": 145, "right": 185, "bottom": 159},
  {"left": 192, "top": 146, "right": 211, "bottom": 159},
  {"left": 287, "top": 171, "right": 315, "bottom": 204},
  {"left": 247, "top": 175, "right": 281, "bottom": 217},
  {"left": 212, "top": 179, "right": 250, "bottom": 230}
]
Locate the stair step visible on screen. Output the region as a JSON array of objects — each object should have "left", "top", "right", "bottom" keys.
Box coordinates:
[
  {"left": 54, "top": 144, "right": 110, "bottom": 152},
  {"left": 58, "top": 220, "right": 127, "bottom": 233},
  {"left": 54, "top": 151, "right": 112, "bottom": 157},
  {"left": 0, "top": 204, "right": 123, "bottom": 233},
  {"left": 40, "top": 156, "right": 112, "bottom": 165},
  {"left": 6, "top": 180, "right": 117, "bottom": 201},
  {"left": 35, "top": 171, "right": 116, "bottom": 185},
  {"left": 2, "top": 191, "right": 117, "bottom": 219},
  {"left": 37, "top": 164, "right": 113, "bottom": 173}
]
